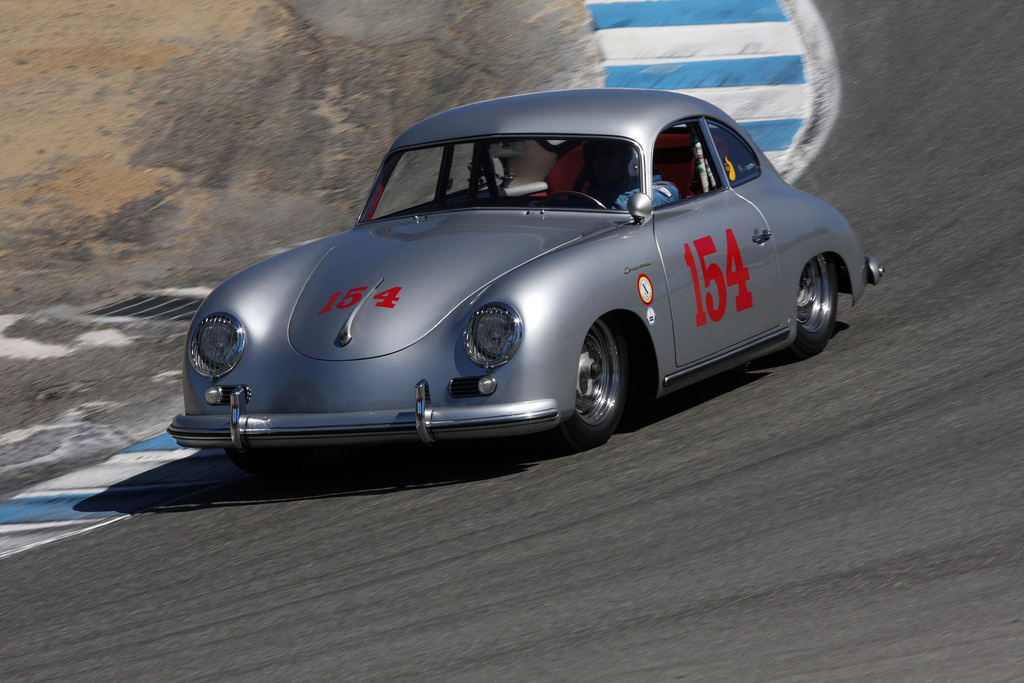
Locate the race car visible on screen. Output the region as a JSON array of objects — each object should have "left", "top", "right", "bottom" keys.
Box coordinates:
[{"left": 168, "top": 88, "right": 882, "bottom": 475}]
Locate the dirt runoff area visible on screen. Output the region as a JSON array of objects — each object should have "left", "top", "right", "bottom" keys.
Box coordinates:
[{"left": 0, "top": 0, "right": 602, "bottom": 492}]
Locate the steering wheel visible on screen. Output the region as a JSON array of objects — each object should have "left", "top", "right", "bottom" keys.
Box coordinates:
[{"left": 541, "top": 190, "right": 607, "bottom": 209}]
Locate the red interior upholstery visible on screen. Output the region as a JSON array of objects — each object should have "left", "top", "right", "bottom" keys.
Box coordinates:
[
  {"left": 653, "top": 133, "right": 695, "bottom": 197},
  {"left": 544, "top": 145, "right": 586, "bottom": 193},
  {"left": 546, "top": 136, "right": 698, "bottom": 198}
]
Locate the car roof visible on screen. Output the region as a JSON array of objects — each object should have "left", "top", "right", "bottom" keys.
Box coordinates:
[{"left": 389, "top": 88, "right": 738, "bottom": 152}]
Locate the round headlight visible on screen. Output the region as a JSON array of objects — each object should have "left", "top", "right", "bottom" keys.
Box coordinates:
[
  {"left": 464, "top": 303, "right": 522, "bottom": 370},
  {"left": 189, "top": 313, "right": 246, "bottom": 379}
]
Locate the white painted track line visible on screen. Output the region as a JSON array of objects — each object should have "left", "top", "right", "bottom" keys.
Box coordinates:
[
  {"left": 673, "top": 83, "right": 808, "bottom": 120},
  {"left": 596, "top": 23, "right": 801, "bottom": 62}
]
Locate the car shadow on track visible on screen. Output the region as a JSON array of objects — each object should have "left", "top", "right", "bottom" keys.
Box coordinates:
[
  {"left": 617, "top": 320, "right": 850, "bottom": 433},
  {"left": 617, "top": 366, "right": 771, "bottom": 435},
  {"left": 139, "top": 433, "right": 564, "bottom": 514}
]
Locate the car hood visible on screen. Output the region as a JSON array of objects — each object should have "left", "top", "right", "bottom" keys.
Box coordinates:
[{"left": 288, "top": 214, "right": 582, "bottom": 360}]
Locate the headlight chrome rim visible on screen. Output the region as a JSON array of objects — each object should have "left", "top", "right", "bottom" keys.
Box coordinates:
[
  {"left": 189, "top": 313, "right": 246, "bottom": 379},
  {"left": 464, "top": 303, "right": 522, "bottom": 371}
]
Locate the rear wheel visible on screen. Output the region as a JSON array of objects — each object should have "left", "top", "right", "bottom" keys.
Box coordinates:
[
  {"left": 226, "top": 447, "right": 312, "bottom": 477},
  {"left": 557, "top": 318, "right": 628, "bottom": 451},
  {"left": 786, "top": 254, "right": 838, "bottom": 360}
]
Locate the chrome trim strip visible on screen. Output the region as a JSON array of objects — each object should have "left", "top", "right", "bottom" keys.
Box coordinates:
[
  {"left": 663, "top": 328, "right": 790, "bottom": 387},
  {"left": 429, "top": 408, "right": 558, "bottom": 433},
  {"left": 242, "top": 421, "right": 416, "bottom": 437},
  {"left": 167, "top": 399, "right": 560, "bottom": 449}
]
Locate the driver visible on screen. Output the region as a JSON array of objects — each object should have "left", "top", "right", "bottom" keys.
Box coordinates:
[{"left": 581, "top": 141, "right": 679, "bottom": 209}]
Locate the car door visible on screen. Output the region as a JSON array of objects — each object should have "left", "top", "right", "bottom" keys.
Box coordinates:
[{"left": 651, "top": 120, "right": 784, "bottom": 370}]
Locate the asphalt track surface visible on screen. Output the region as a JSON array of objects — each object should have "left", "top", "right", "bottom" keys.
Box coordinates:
[{"left": 3, "top": 1, "right": 1024, "bottom": 680}]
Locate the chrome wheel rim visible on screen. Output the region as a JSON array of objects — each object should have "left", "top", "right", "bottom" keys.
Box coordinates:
[
  {"left": 795, "top": 254, "right": 832, "bottom": 333},
  {"left": 574, "top": 320, "right": 621, "bottom": 425}
]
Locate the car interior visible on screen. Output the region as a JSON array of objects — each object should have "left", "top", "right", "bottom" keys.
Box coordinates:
[{"left": 365, "top": 123, "right": 720, "bottom": 220}]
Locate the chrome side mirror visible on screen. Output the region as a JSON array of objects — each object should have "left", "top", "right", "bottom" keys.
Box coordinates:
[{"left": 627, "top": 192, "right": 653, "bottom": 224}]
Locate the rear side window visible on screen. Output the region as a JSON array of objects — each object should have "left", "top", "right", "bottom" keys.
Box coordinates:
[{"left": 707, "top": 121, "right": 759, "bottom": 185}]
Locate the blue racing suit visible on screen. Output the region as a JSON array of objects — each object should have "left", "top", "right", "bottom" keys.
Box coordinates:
[{"left": 589, "top": 174, "right": 680, "bottom": 209}]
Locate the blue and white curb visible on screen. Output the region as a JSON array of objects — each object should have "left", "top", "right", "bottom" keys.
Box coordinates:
[
  {"left": 0, "top": 435, "right": 238, "bottom": 559},
  {"left": 585, "top": 0, "right": 840, "bottom": 180}
]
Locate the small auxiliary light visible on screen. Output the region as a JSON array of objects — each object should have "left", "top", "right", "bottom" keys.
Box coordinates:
[{"left": 477, "top": 376, "right": 497, "bottom": 396}]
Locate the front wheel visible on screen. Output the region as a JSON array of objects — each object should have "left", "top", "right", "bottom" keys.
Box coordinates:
[
  {"left": 786, "top": 254, "right": 838, "bottom": 360},
  {"left": 557, "top": 318, "right": 628, "bottom": 452},
  {"left": 226, "top": 447, "right": 312, "bottom": 477}
]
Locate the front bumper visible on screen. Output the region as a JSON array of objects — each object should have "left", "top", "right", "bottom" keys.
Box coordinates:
[{"left": 167, "top": 381, "right": 560, "bottom": 451}]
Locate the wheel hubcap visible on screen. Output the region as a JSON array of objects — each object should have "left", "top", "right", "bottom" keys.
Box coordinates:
[
  {"left": 795, "top": 255, "right": 832, "bottom": 333},
  {"left": 575, "top": 320, "right": 621, "bottom": 425}
]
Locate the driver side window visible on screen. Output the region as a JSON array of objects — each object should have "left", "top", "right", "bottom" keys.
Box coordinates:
[{"left": 653, "top": 122, "right": 719, "bottom": 201}]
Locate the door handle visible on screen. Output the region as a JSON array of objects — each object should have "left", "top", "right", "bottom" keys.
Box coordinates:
[{"left": 752, "top": 229, "right": 773, "bottom": 244}]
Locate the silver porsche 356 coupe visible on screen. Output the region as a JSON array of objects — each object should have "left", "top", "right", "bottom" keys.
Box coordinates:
[{"left": 168, "top": 89, "right": 882, "bottom": 475}]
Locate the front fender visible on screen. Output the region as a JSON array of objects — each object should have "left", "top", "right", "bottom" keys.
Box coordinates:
[{"left": 468, "top": 218, "right": 672, "bottom": 420}]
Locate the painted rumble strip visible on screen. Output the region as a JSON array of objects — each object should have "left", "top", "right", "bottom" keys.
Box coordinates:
[
  {"left": 0, "top": 436, "right": 240, "bottom": 559},
  {"left": 604, "top": 55, "right": 805, "bottom": 90},
  {"left": 588, "top": 0, "right": 788, "bottom": 29},
  {"left": 585, "top": 0, "right": 836, "bottom": 178}
]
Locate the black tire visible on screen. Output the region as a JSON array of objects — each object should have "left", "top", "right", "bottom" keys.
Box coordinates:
[
  {"left": 557, "top": 318, "right": 629, "bottom": 452},
  {"left": 786, "top": 254, "right": 838, "bottom": 360},
  {"left": 226, "top": 447, "right": 312, "bottom": 477}
]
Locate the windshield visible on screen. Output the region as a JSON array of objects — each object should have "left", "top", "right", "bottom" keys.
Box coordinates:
[{"left": 362, "top": 137, "right": 641, "bottom": 221}]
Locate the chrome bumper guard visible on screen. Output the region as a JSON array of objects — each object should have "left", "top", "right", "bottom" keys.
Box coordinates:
[
  {"left": 865, "top": 255, "right": 884, "bottom": 285},
  {"left": 168, "top": 380, "right": 559, "bottom": 451}
]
